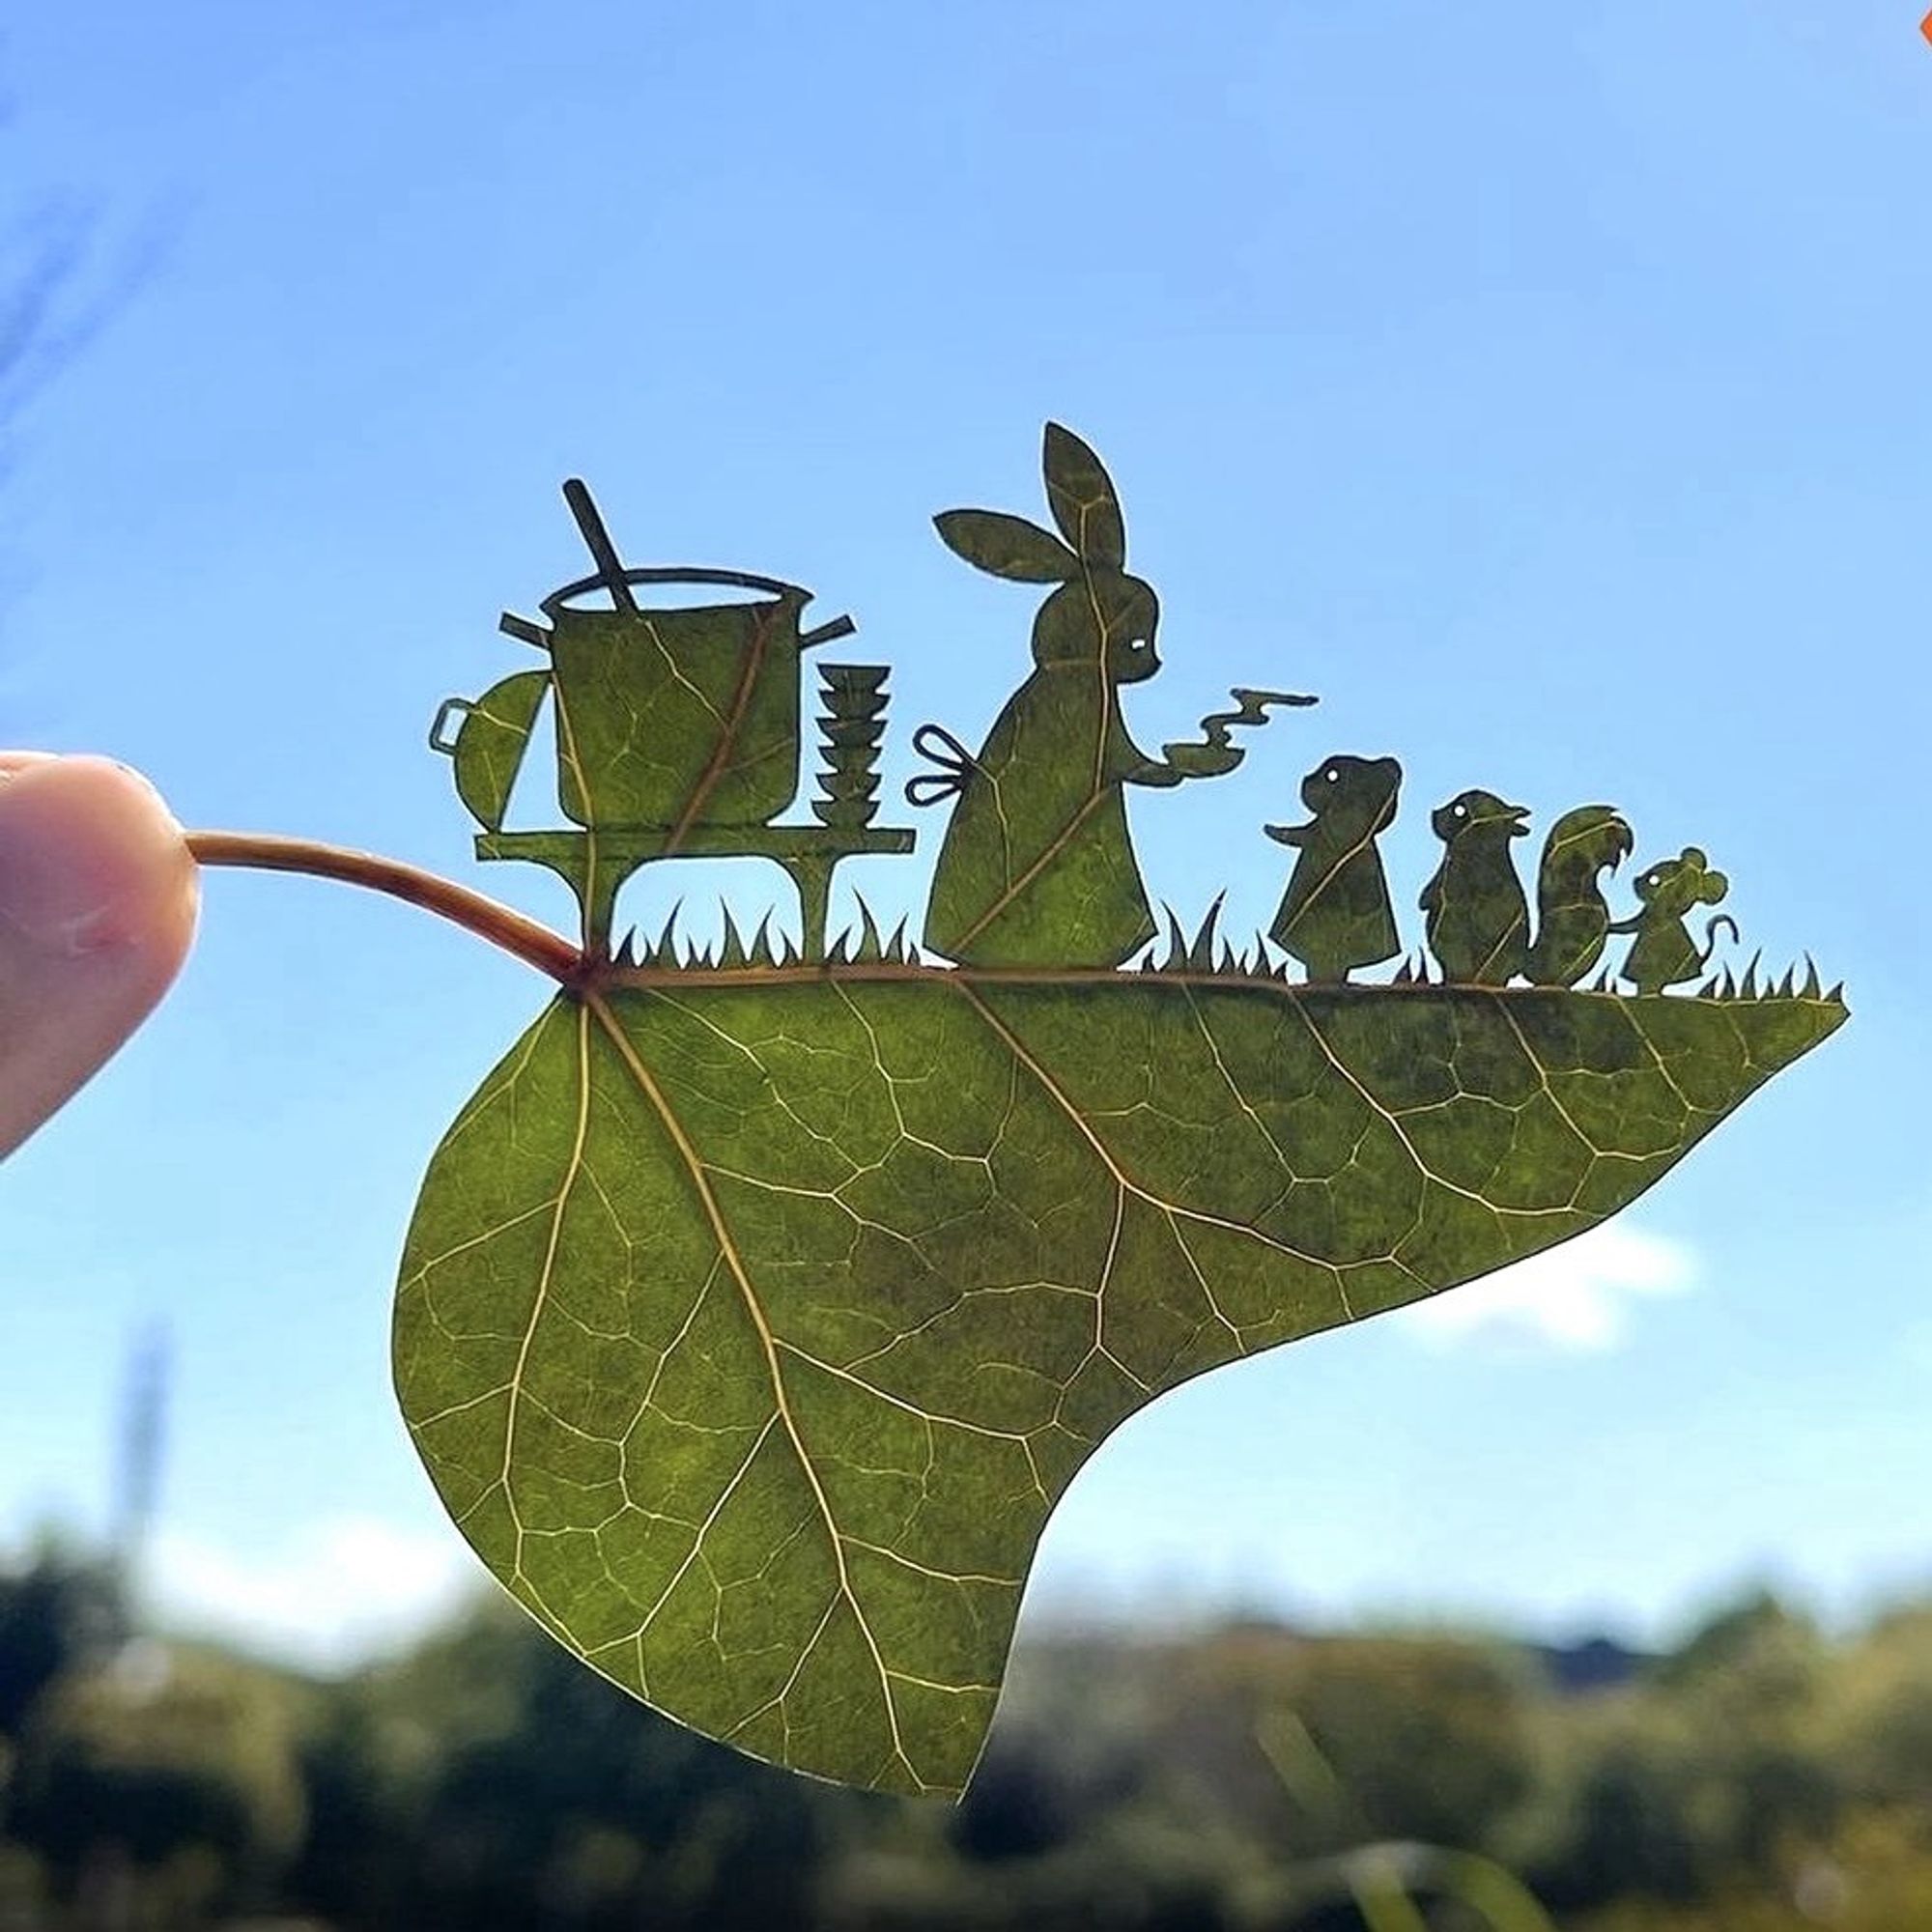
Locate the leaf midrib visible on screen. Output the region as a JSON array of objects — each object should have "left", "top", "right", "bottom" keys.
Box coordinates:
[{"left": 580, "top": 986, "right": 922, "bottom": 1790}]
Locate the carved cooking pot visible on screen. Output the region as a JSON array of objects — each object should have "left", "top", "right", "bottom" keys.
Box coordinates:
[{"left": 540, "top": 566, "right": 847, "bottom": 832}]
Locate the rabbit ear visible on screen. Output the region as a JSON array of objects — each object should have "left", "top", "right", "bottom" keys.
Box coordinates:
[
  {"left": 1042, "top": 422, "right": 1126, "bottom": 570},
  {"left": 933, "top": 509, "right": 1080, "bottom": 582}
]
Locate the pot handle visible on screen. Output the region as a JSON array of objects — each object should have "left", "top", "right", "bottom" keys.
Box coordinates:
[
  {"left": 800, "top": 614, "right": 858, "bottom": 651},
  {"left": 428, "top": 696, "right": 474, "bottom": 755}
]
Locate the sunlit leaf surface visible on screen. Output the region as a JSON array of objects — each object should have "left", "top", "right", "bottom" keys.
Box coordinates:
[{"left": 394, "top": 968, "right": 1842, "bottom": 1794}]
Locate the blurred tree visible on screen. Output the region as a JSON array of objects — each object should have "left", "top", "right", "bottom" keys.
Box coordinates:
[
  {"left": 0, "top": 1546, "right": 127, "bottom": 1926},
  {"left": 12, "top": 1541, "right": 1932, "bottom": 1929},
  {"left": 1149, "top": 1625, "right": 1539, "bottom": 1862},
  {"left": 1654, "top": 1595, "right": 1838, "bottom": 1879},
  {"left": 292, "top": 1599, "right": 872, "bottom": 1931},
  {"left": 1527, "top": 1728, "right": 1704, "bottom": 1911},
  {"left": 0, "top": 1543, "right": 123, "bottom": 1744},
  {"left": 7, "top": 1636, "right": 311, "bottom": 1926},
  {"left": 1524, "top": 1593, "right": 1842, "bottom": 1917},
  {"left": 949, "top": 1635, "right": 1153, "bottom": 1865},
  {"left": 1824, "top": 1605, "right": 1932, "bottom": 1818}
]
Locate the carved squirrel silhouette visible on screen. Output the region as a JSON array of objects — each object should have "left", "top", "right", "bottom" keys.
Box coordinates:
[{"left": 1524, "top": 806, "right": 1635, "bottom": 988}]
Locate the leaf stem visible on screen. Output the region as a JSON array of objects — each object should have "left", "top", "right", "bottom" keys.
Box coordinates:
[{"left": 185, "top": 832, "right": 582, "bottom": 984}]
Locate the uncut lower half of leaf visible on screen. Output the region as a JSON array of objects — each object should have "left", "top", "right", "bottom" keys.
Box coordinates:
[{"left": 391, "top": 972, "right": 1842, "bottom": 1795}]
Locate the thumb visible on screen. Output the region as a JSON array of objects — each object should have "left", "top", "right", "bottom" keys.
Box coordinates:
[{"left": 0, "top": 754, "right": 199, "bottom": 1160}]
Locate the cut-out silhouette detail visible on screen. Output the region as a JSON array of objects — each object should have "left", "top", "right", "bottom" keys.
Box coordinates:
[
  {"left": 1421, "top": 788, "right": 1531, "bottom": 985},
  {"left": 1613, "top": 846, "right": 1739, "bottom": 995},
  {"left": 902, "top": 723, "right": 978, "bottom": 809},
  {"left": 916, "top": 424, "right": 1306, "bottom": 968},
  {"left": 430, "top": 480, "right": 914, "bottom": 958},
  {"left": 396, "top": 420, "right": 1846, "bottom": 1800},
  {"left": 428, "top": 669, "right": 550, "bottom": 834},
  {"left": 810, "top": 665, "right": 891, "bottom": 832},
  {"left": 1524, "top": 806, "right": 1635, "bottom": 988},
  {"left": 1264, "top": 754, "right": 1403, "bottom": 984},
  {"left": 1163, "top": 686, "right": 1317, "bottom": 778}
]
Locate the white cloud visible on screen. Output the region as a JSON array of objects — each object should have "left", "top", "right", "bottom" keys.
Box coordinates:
[
  {"left": 1394, "top": 1224, "right": 1698, "bottom": 1353},
  {"left": 146, "top": 1514, "right": 478, "bottom": 1670}
]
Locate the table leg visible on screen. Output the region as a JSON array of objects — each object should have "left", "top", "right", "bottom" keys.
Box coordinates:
[
  {"left": 578, "top": 838, "right": 632, "bottom": 960},
  {"left": 785, "top": 855, "right": 838, "bottom": 962}
]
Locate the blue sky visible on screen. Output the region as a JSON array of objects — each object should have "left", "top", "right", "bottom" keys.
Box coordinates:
[{"left": 2, "top": 0, "right": 1928, "bottom": 1668}]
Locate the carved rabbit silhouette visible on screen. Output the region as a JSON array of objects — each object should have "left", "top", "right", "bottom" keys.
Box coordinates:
[{"left": 914, "top": 424, "right": 1195, "bottom": 969}]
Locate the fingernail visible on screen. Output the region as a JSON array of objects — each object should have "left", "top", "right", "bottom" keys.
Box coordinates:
[
  {"left": 0, "top": 838, "right": 131, "bottom": 956},
  {"left": 0, "top": 764, "right": 153, "bottom": 956}
]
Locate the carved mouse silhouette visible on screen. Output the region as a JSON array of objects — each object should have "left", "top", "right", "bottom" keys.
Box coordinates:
[
  {"left": 1523, "top": 806, "right": 1635, "bottom": 988},
  {"left": 1264, "top": 754, "right": 1403, "bottom": 985},
  {"left": 1421, "top": 789, "right": 1531, "bottom": 985},
  {"left": 1612, "top": 847, "right": 1739, "bottom": 995},
  {"left": 916, "top": 425, "right": 1214, "bottom": 969}
]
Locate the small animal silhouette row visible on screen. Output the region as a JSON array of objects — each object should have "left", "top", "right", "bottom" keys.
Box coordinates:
[{"left": 1266, "top": 755, "right": 1737, "bottom": 994}]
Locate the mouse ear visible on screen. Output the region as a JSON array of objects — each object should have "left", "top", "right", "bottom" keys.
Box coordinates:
[
  {"left": 1701, "top": 869, "right": 1730, "bottom": 904},
  {"left": 1042, "top": 423, "right": 1127, "bottom": 571},
  {"left": 934, "top": 510, "right": 1080, "bottom": 582}
]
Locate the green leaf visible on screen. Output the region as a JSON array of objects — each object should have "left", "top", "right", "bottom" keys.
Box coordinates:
[
  {"left": 932, "top": 509, "right": 1079, "bottom": 582},
  {"left": 393, "top": 971, "right": 1843, "bottom": 1796},
  {"left": 1041, "top": 420, "right": 1126, "bottom": 569}
]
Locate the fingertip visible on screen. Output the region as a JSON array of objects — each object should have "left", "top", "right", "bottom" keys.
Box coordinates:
[
  {"left": 0, "top": 756, "right": 198, "bottom": 964},
  {"left": 0, "top": 755, "right": 199, "bottom": 1158}
]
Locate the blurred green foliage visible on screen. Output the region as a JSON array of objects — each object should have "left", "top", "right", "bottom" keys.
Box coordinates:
[{"left": 4, "top": 1540, "right": 1932, "bottom": 1930}]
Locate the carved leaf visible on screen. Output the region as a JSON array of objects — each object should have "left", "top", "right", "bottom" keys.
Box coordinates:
[{"left": 394, "top": 972, "right": 1843, "bottom": 1796}]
